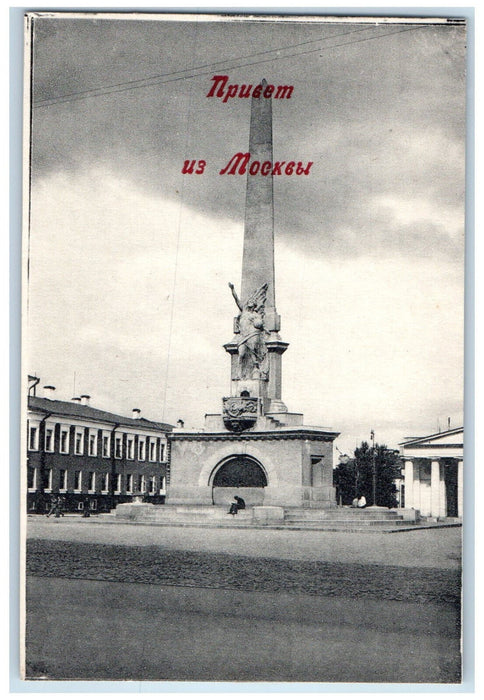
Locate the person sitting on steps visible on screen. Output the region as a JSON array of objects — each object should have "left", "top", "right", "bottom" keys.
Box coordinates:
[
  {"left": 234, "top": 495, "right": 245, "bottom": 510},
  {"left": 228, "top": 495, "right": 245, "bottom": 515}
]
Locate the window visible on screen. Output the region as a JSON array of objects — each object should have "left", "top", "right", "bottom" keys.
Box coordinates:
[
  {"left": 27, "top": 467, "right": 36, "bottom": 491},
  {"left": 28, "top": 426, "right": 38, "bottom": 451},
  {"left": 102, "top": 434, "right": 110, "bottom": 458},
  {"left": 59, "top": 469, "right": 67, "bottom": 491},
  {"left": 149, "top": 439, "right": 156, "bottom": 462},
  {"left": 127, "top": 437, "right": 134, "bottom": 460},
  {"left": 75, "top": 429, "right": 84, "bottom": 455},
  {"left": 126, "top": 474, "right": 133, "bottom": 493},
  {"left": 88, "top": 431, "right": 97, "bottom": 457},
  {"left": 88, "top": 471, "right": 95, "bottom": 492},
  {"left": 159, "top": 476, "right": 166, "bottom": 494},
  {"left": 160, "top": 444, "right": 165, "bottom": 462},
  {"left": 114, "top": 473, "right": 121, "bottom": 494},
  {"left": 138, "top": 439, "right": 145, "bottom": 461},
  {"left": 74, "top": 470, "right": 82, "bottom": 491},
  {"left": 60, "top": 428, "right": 69, "bottom": 454},
  {"left": 137, "top": 475, "right": 145, "bottom": 493},
  {"left": 44, "top": 428, "right": 54, "bottom": 452},
  {"left": 101, "top": 473, "right": 109, "bottom": 493},
  {"left": 46, "top": 468, "right": 53, "bottom": 491},
  {"left": 148, "top": 476, "right": 156, "bottom": 494},
  {"left": 115, "top": 436, "right": 122, "bottom": 459}
]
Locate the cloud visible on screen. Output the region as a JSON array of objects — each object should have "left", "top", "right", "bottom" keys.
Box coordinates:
[
  {"left": 30, "top": 17, "right": 466, "bottom": 260},
  {"left": 28, "top": 167, "right": 464, "bottom": 453}
]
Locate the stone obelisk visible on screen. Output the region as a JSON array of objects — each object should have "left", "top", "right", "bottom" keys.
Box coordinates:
[
  {"left": 241, "top": 79, "right": 276, "bottom": 317},
  {"left": 224, "top": 80, "right": 288, "bottom": 415}
]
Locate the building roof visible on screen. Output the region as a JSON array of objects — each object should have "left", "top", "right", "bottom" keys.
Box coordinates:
[
  {"left": 399, "top": 426, "right": 463, "bottom": 448},
  {"left": 28, "top": 395, "right": 173, "bottom": 432}
]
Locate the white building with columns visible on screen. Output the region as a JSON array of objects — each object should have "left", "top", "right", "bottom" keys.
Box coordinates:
[{"left": 400, "top": 427, "right": 463, "bottom": 519}]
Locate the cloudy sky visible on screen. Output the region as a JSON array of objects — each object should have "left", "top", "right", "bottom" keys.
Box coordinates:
[{"left": 26, "top": 14, "right": 466, "bottom": 455}]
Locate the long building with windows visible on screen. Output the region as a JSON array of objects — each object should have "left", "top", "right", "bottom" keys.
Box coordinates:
[{"left": 27, "top": 384, "right": 173, "bottom": 513}]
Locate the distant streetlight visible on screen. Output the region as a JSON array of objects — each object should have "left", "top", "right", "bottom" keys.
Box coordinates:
[{"left": 371, "top": 429, "right": 377, "bottom": 506}]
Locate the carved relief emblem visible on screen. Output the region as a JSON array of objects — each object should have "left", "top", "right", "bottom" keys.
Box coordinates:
[
  {"left": 225, "top": 397, "right": 257, "bottom": 417},
  {"left": 222, "top": 396, "right": 258, "bottom": 432}
]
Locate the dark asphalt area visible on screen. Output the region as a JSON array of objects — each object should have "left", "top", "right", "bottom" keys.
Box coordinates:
[
  {"left": 25, "top": 576, "right": 461, "bottom": 682},
  {"left": 24, "top": 527, "right": 462, "bottom": 683}
]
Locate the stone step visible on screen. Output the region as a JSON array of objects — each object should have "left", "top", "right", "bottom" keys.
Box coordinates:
[
  {"left": 118, "top": 506, "right": 252, "bottom": 523},
  {"left": 284, "top": 509, "right": 403, "bottom": 522},
  {"left": 114, "top": 503, "right": 411, "bottom": 529},
  {"left": 111, "top": 516, "right": 416, "bottom": 531},
  {"left": 276, "top": 521, "right": 417, "bottom": 531},
  {"left": 283, "top": 518, "right": 404, "bottom": 525},
  {"left": 269, "top": 418, "right": 282, "bottom": 428},
  {"left": 161, "top": 506, "right": 227, "bottom": 515}
]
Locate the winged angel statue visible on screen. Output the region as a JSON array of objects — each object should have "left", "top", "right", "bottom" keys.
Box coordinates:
[{"left": 228, "top": 282, "right": 269, "bottom": 380}]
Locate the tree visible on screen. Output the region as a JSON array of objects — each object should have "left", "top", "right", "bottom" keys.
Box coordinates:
[{"left": 333, "top": 441, "right": 401, "bottom": 508}]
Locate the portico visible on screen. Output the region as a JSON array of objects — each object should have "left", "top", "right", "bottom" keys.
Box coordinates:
[{"left": 400, "top": 428, "right": 463, "bottom": 519}]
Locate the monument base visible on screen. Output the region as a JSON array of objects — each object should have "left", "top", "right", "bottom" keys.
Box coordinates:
[
  {"left": 166, "top": 422, "right": 339, "bottom": 509},
  {"left": 252, "top": 506, "right": 285, "bottom": 524},
  {"left": 115, "top": 501, "right": 155, "bottom": 520}
]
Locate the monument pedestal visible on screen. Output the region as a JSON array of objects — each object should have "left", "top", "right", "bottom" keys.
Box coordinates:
[{"left": 166, "top": 418, "right": 338, "bottom": 509}]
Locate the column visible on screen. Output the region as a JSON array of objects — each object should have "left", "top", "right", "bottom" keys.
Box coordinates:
[
  {"left": 439, "top": 461, "right": 447, "bottom": 516},
  {"left": 430, "top": 459, "right": 441, "bottom": 518},
  {"left": 413, "top": 460, "right": 421, "bottom": 512},
  {"left": 403, "top": 458, "right": 414, "bottom": 509},
  {"left": 457, "top": 459, "right": 463, "bottom": 518}
]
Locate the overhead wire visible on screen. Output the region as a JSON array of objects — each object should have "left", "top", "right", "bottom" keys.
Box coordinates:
[
  {"left": 33, "top": 24, "right": 425, "bottom": 109},
  {"left": 33, "top": 24, "right": 374, "bottom": 106}
]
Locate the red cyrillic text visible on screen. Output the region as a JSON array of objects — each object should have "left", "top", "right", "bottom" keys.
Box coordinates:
[
  {"left": 181, "top": 159, "right": 206, "bottom": 175},
  {"left": 207, "top": 76, "right": 294, "bottom": 102},
  {"left": 219, "top": 153, "right": 313, "bottom": 176}
]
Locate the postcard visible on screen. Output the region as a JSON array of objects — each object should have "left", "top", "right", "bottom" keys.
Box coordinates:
[{"left": 22, "top": 12, "right": 466, "bottom": 684}]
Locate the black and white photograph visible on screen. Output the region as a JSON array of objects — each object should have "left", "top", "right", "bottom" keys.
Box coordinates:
[{"left": 22, "top": 11, "right": 466, "bottom": 684}]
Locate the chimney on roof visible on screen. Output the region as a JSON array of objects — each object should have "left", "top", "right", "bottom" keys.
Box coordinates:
[
  {"left": 132, "top": 408, "right": 141, "bottom": 419},
  {"left": 71, "top": 397, "right": 81, "bottom": 404},
  {"left": 43, "top": 385, "right": 55, "bottom": 399},
  {"left": 29, "top": 375, "right": 40, "bottom": 396},
  {"left": 80, "top": 394, "right": 91, "bottom": 406},
  {"left": 176, "top": 419, "right": 185, "bottom": 429}
]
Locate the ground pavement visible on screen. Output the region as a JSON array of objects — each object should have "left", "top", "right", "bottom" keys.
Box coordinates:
[
  {"left": 26, "top": 516, "right": 461, "bottom": 568},
  {"left": 24, "top": 517, "right": 462, "bottom": 683}
]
